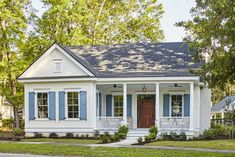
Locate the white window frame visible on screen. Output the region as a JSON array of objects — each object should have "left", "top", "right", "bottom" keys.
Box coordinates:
[
  {"left": 65, "top": 90, "right": 80, "bottom": 120},
  {"left": 112, "top": 95, "right": 123, "bottom": 118},
  {"left": 35, "top": 91, "right": 49, "bottom": 120},
  {"left": 53, "top": 59, "right": 62, "bottom": 73},
  {"left": 169, "top": 94, "right": 184, "bottom": 118}
]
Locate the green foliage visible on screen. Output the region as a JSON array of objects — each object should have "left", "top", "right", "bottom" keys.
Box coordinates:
[
  {"left": 169, "top": 131, "right": 178, "bottom": 140},
  {"left": 65, "top": 133, "right": 74, "bottom": 138},
  {"left": 144, "top": 135, "right": 151, "bottom": 143},
  {"left": 179, "top": 131, "right": 187, "bottom": 141},
  {"left": 202, "top": 129, "right": 216, "bottom": 140},
  {"left": 101, "top": 132, "right": 110, "bottom": 143},
  {"left": 34, "top": 132, "right": 43, "bottom": 138},
  {"left": 49, "top": 132, "right": 58, "bottom": 138},
  {"left": 177, "top": 0, "right": 235, "bottom": 89},
  {"left": 12, "top": 128, "right": 25, "bottom": 137},
  {"left": 2, "top": 118, "right": 14, "bottom": 129},
  {"left": 117, "top": 125, "right": 128, "bottom": 139},
  {"left": 93, "top": 130, "right": 100, "bottom": 139},
  {"left": 137, "top": 137, "right": 143, "bottom": 145}
]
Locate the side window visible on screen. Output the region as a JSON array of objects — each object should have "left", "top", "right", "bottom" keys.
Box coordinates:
[
  {"left": 37, "top": 92, "right": 48, "bottom": 118},
  {"left": 67, "top": 92, "right": 79, "bottom": 118},
  {"left": 114, "top": 95, "right": 123, "bottom": 117},
  {"left": 171, "top": 95, "right": 182, "bottom": 117}
]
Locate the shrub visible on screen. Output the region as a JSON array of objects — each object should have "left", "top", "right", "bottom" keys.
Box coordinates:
[
  {"left": 137, "top": 137, "right": 143, "bottom": 144},
  {"left": 144, "top": 135, "right": 151, "bottom": 143},
  {"left": 49, "top": 132, "right": 58, "bottom": 138},
  {"left": 93, "top": 130, "right": 100, "bottom": 139},
  {"left": 81, "top": 134, "right": 85, "bottom": 139},
  {"left": 65, "top": 133, "right": 74, "bottom": 138},
  {"left": 202, "top": 128, "right": 215, "bottom": 140},
  {"left": 85, "top": 134, "right": 89, "bottom": 138},
  {"left": 113, "top": 132, "right": 120, "bottom": 142},
  {"left": 149, "top": 133, "right": 156, "bottom": 140},
  {"left": 160, "top": 132, "right": 170, "bottom": 140},
  {"left": 212, "top": 124, "right": 226, "bottom": 136},
  {"left": 101, "top": 132, "right": 110, "bottom": 143},
  {"left": 34, "top": 132, "right": 43, "bottom": 138},
  {"left": 169, "top": 131, "right": 178, "bottom": 140},
  {"left": 179, "top": 131, "right": 186, "bottom": 141},
  {"left": 117, "top": 125, "right": 128, "bottom": 139},
  {"left": 12, "top": 128, "right": 24, "bottom": 137},
  {"left": 2, "top": 118, "right": 14, "bottom": 129},
  {"left": 149, "top": 126, "right": 158, "bottom": 135}
]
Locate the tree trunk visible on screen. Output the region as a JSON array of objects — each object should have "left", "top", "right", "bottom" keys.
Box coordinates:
[{"left": 13, "top": 106, "right": 20, "bottom": 128}]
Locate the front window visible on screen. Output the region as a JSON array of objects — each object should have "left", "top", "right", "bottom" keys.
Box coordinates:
[
  {"left": 67, "top": 92, "right": 79, "bottom": 118},
  {"left": 37, "top": 93, "right": 48, "bottom": 118},
  {"left": 171, "top": 95, "right": 182, "bottom": 117},
  {"left": 114, "top": 96, "right": 123, "bottom": 117}
]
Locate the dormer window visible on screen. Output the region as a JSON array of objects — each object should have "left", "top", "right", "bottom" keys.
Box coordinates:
[{"left": 53, "top": 59, "right": 62, "bottom": 73}]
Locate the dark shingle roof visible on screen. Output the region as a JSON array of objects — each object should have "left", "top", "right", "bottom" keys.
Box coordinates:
[
  {"left": 211, "top": 96, "right": 235, "bottom": 112},
  {"left": 61, "top": 42, "right": 203, "bottom": 78}
]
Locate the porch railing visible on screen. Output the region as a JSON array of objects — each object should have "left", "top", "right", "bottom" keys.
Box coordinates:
[
  {"left": 96, "top": 117, "right": 133, "bottom": 129},
  {"left": 159, "top": 117, "right": 190, "bottom": 130}
]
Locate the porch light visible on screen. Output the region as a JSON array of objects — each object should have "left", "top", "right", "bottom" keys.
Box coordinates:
[{"left": 142, "top": 85, "right": 147, "bottom": 93}]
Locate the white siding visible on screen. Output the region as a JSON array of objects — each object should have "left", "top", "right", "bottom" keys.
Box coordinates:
[
  {"left": 22, "top": 48, "right": 89, "bottom": 78},
  {"left": 200, "top": 87, "right": 211, "bottom": 132},
  {"left": 24, "top": 82, "right": 95, "bottom": 134}
]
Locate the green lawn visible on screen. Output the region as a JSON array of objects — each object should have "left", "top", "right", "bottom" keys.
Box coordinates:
[
  {"left": 0, "top": 143, "right": 234, "bottom": 157},
  {"left": 146, "top": 139, "right": 235, "bottom": 150},
  {"left": 23, "top": 138, "right": 101, "bottom": 144}
]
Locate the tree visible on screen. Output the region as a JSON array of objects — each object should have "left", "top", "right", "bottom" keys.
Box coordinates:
[
  {"left": 0, "top": 0, "right": 31, "bottom": 128},
  {"left": 177, "top": 0, "right": 235, "bottom": 90},
  {"left": 32, "top": 0, "right": 163, "bottom": 48}
]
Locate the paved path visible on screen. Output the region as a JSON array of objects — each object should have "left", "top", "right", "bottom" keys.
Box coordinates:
[{"left": 16, "top": 141, "right": 235, "bottom": 154}]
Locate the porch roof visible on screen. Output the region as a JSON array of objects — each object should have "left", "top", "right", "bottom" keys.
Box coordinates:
[
  {"left": 211, "top": 95, "right": 235, "bottom": 112},
  {"left": 62, "top": 42, "right": 203, "bottom": 78}
]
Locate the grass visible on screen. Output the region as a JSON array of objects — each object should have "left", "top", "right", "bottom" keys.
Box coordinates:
[
  {"left": 146, "top": 139, "right": 235, "bottom": 150},
  {"left": 0, "top": 142, "right": 234, "bottom": 157},
  {"left": 23, "top": 138, "right": 101, "bottom": 144}
]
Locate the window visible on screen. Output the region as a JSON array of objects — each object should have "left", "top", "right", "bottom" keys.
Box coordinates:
[
  {"left": 37, "top": 93, "right": 48, "bottom": 118},
  {"left": 171, "top": 95, "right": 183, "bottom": 117},
  {"left": 114, "top": 95, "right": 123, "bottom": 117},
  {"left": 54, "top": 60, "right": 62, "bottom": 73},
  {"left": 67, "top": 92, "right": 79, "bottom": 118}
]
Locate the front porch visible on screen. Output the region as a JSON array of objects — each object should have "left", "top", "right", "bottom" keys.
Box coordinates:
[{"left": 94, "top": 82, "right": 197, "bottom": 132}]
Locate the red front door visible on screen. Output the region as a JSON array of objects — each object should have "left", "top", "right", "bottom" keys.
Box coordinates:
[{"left": 137, "top": 100, "right": 155, "bottom": 128}]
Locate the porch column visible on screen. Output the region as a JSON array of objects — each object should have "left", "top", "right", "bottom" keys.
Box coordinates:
[
  {"left": 155, "top": 83, "right": 160, "bottom": 128},
  {"left": 190, "top": 82, "right": 194, "bottom": 130},
  {"left": 93, "top": 83, "right": 97, "bottom": 129},
  {"left": 123, "top": 83, "right": 127, "bottom": 125}
]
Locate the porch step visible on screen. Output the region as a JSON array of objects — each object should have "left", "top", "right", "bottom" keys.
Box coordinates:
[{"left": 126, "top": 129, "right": 149, "bottom": 140}]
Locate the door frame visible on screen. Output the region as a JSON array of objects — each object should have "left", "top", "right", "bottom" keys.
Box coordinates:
[{"left": 137, "top": 94, "right": 155, "bottom": 128}]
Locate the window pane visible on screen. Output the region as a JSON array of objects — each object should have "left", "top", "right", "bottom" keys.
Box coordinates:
[
  {"left": 37, "top": 92, "right": 48, "bottom": 119},
  {"left": 171, "top": 95, "right": 182, "bottom": 117},
  {"left": 67, "top": 92, "right": 79, "bottom": 118}
]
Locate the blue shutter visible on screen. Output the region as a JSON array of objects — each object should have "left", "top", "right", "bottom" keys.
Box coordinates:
[
  {"left": 127, "top": 95, "right": 132, "bottom": 117},
  {"left": 106, "top": 95, "right": 112, "bottom": 117},
  {"left": 29, "top": 92, "right": 35, "bottom": 120},
  {"left": 59, "top": 91, "right": 65, "bottom": 120},
  {"left": 80, "top": 91, "right": 87, "bottom": 120},
  {"left": 99, "top": 93, "right": 102, "bottom": 116},
  {"left": 49, "top": 92, "right": 56, "bottom": 120},
  {"left": 163, "top": 94, "right": 170, "bottom": 117},
  {"left": 184, "top": 94, "right": 190, "bottom": 117}
]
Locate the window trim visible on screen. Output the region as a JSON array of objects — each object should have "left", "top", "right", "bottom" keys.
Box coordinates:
[
  {"left": 35, "top": 91, "right": 49, "bottom": 120},
  {"left": 112, "top": 95, "right": 123, "bottom": 118},
  {"left": 169, "top": 94, "right": 185, "bottom": 118},
  {"left": 65, "top": 90, "right": 80, "bottom": 120}
]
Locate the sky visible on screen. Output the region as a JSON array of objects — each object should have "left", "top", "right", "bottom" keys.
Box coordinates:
[{"left": 32, "top": 0, "right": 196, "bottom": 42}]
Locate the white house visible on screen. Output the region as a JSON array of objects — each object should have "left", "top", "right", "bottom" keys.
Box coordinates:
[
  {"left": 211, "top": 95, "right": 235, "bottom": 119},
  {"left": 18, "top": 42, "right": 211, "bottom": 137}
]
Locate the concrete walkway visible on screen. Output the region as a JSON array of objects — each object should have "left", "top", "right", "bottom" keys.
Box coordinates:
[{"left": 16, "top": 141, "right": 235, "bottom": 154}]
